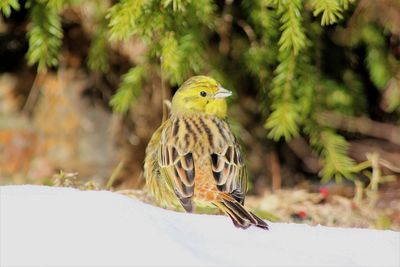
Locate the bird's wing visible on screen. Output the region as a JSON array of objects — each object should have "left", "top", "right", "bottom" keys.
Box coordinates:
[
  {"left": 158, "top": 119, "right": 195, "bottom": 212},
  {"left": 210, "top": 143, "right": 248, "bottom": 204},
  {"left": 208, "top": 119, "right": 248, "bottom": 204},
  {"left": 156, "top": 116, "right": 246, "bottom": 210}
]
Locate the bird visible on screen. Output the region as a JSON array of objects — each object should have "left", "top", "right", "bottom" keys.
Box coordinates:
[{"left": 144, "top": 75, "right": 268, "bottom": 230}]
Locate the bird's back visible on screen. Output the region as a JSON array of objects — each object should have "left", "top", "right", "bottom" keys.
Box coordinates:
[
  {"left": 145, "top": 113, "right": 268, "bottom": 229},
  {"left": 144, "top": 75, "right": 268, "bottom": 229},
  {"left": 146, "top": 113, "right": 247, "bottom": 206},
  {"left": 166, "top": 114, "right": 240, "bottom": 203}
]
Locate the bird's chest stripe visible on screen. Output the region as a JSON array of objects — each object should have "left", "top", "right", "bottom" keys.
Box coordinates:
[
  {"left": 172, "top": 118, "right": 180, "bottom": 137},
  {"left": 189, "top": 117, "right": 203, "bottom": 136},
  {"left": 212, "top": 117, "right": 230, "bottom": 142},
  {"left": 183, "top": 119, "right": 197, "bottom": 145},
  {"left": 167, "top": 115, "right": 232, "bottom": 155},
  {"left": 198, "top": 117, "right": 214, "bottom": 148}
]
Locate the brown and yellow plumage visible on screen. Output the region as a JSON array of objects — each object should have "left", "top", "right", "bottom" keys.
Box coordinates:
[{"left": 144, "top": 76, "right": 268, "bottom": 229}]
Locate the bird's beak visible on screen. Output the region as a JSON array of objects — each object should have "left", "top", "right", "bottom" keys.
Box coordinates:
[{"left": 214, "top": 86, "right": 232, "bottom": 99}]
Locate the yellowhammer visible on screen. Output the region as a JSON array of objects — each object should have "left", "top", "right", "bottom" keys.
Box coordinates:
[{"left": 144, "top": 76, "right": 268, "bottom": 229}]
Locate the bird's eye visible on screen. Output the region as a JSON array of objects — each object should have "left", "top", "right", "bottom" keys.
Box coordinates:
[{"left": 200, "top": 91, "right": 207, "bottom": 97}]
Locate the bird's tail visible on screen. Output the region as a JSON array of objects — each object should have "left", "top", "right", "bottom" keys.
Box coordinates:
[{"left": 214, "top": 198, "right": 269, "bottom": 230}]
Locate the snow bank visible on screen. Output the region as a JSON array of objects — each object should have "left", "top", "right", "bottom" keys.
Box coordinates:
[{"left": 0, "top": 185, "right": 399, "bottom": 267}]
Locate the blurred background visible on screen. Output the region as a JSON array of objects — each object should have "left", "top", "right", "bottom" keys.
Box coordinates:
[{"left": 0, "top": 0, "right": 399, "bottom": 230}]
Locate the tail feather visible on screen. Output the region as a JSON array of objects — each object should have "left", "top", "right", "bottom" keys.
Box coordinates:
[{"left": 215, "top": 199, "right": 269, "bottom": 230}]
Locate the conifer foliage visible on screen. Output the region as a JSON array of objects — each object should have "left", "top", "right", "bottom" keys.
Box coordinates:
[{"left": 2, "top": 0, "right": 399, "bottom": 183}]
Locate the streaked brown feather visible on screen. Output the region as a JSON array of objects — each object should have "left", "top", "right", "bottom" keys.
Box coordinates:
[{"left": 145, "top": 112, "right": 268, "bottom": 229}]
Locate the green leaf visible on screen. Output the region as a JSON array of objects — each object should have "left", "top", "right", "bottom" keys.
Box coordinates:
[
  {"left": 161, "top": 33, "right": 184, "bottom": 85},
  {"left": 35, "top": 0, "right": 80, "bottom": 11},
  {"left": 162, "top": 0, "right": 189, "bottom": 12},
  {"left": 362, "top": 26, "right": 392, "bottom": 89},
  {"left": 320, "top": 130, "right": 355, "bottom": 182},
  {"left": 88, "top": 19, "right": 110, "bottom": 73},
  {"left": 306, "top": 124, "right": 356, "bottom": 183},
  {"left": 0, "top": 0, "right": 20, "bottom": 17},
  {"left": 320, "top": 78, "right": 353, "bottom": 113},
  {"left": 107, "top": 0, "right": 145, "bottom": 40},
  {"left": 265, "top": 102, "right": 300, "bottom": 141},
  {"left": 178, "top": 33, "right": 205, "bottom": 75},
  {"left": 309, "top": 0, "right": 343, "bottom": 26},
  {"left": 110, "top": 65, "right": 146, "bottom": 113},
  {"left": 338, "top": 0, "right": 355, "bottom": 10},
  {"left": 46, "top": 0, "right": 67, "bottom": 11},
  {"left": 26, "top": 3, "right": 63, "bottom": 72},
  {"left": 263, "top": 0, "right": 307, "bottom": 141},
  {"left": 277, "top": 0, "right": 306, "bottom": 55},
  {"left": 265, "top": 53, "right": 301, "bottom": 140}
]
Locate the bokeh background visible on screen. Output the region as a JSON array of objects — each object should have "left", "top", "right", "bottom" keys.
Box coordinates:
[{"left": 1, "top": 0, "right": 399, "bottom": 229}]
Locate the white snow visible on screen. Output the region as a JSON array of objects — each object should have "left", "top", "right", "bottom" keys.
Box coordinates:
[{"left": 0, "top": 185, "right": 399, "bottom": 267}]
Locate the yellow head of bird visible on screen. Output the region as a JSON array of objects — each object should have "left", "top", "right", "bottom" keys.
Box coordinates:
[{"left": 171, "top": 76, "right": 232, "bottom": 118}]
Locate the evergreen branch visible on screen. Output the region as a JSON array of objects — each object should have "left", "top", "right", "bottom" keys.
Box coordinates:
[
  {"left": 320, "top": 78, "right": 353, "bottom": 113},
  {"left": 26, "top": 3, "right": 63, "bottom": 72},
  {"left": 247, "top": 0, "right": 280, "bottom": 43},
  {"left": 315, "top": 72, "right": 366, "bottom": 116},
  {"left": 319, "top": 129, "right": 356, "bottom": 182},
  {"left": 160, "top": 32, "right": 206, "bottom": 85},
  {"left": 189, "top": 0, "right": 215, "bottom": 26},
  {"left": 342, "top": 70, "right": 366, "bottom": 114},
  {"left": 162, "top": 0, "right": 189, "bottom": 12},
  {"left": 276, "top": 0, "right": 306, "bottom": 55},
  {"left": 265, "top": 102, "right": 300, "bottom": 141},
  {"left": 88, "top": 19, "right": 110, "bottom": 73},
  {"left": 107, "top": 0, "right": 144, "bottom": 40},
  {"left": 110, "top": 65, "right": 147, "bottom": 113},
  {"left": 264, "top": 0, "right": 306, "bottom": 141},
  {"left": 338, "top": 0, "right": 355, "bottom": 10},
  {"left": 161, "top": 33, "right": 184, "bottom": 85},
  {"left": 0, "top": 0, "right": 20, "bottom": 17},
  {"left": 362, "top": 26, "right": 392, "bottom": 89},
  {"left": 179, "top": 33, "right": 205, "bottom": 74},
  {"left": 297, "top": 61, "right": 317, "bottom": 118},
  {"left": 306, "top": 124, "right": 356, "bottom": 183},
  {"left": 36, "top": 0, "right": 77, "bottom": 11},
  {"left": 265, "top": 54, "right": 300, "bottom": 141},
  {"left": 245, "top": 46, "right": 273, "bottom": 82},
  {"left": 309, "top": 0, "right": 343, "bottom": 26},
  {"left": 244, "top": 0, "right": 280, "bottom": 115},
  {"left": 46, "top": 0, "right": 68, "bottom": 11}
]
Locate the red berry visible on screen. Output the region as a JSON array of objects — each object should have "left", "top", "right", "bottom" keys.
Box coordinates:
[
  {"left": 319, "top": 187, "right": 329, "bottom": 198},
  {"left": 297, "top": 210, "right": 307, "bottom": 219}
]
